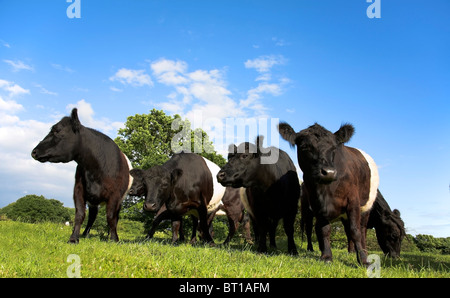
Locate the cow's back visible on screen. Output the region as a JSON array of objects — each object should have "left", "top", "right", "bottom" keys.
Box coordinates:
[
  {"left": 165, "top": 153, "right": 214, "bottom": 205},
  {"left": 342, "top": 146, "right": 379, "bottom": 213}
]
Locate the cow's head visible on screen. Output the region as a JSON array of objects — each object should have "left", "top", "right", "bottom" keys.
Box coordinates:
[
  {"left": 139, "top": 165, "right": 183, "bottom": 212},
  {"left": 128, "top": 169, "right": 147, "bottom": 197},
  {"left": 217, "top": 136, "right": 267, "bottom": 188},
  {"left": 278, "top": 122, "right": 354, "bottom": 184},
  {"left": 31, "top": 108, "right": 82, "bottom": 163},
  {"left": 376, "top": 209, "right": 405, "bottom": 258}
]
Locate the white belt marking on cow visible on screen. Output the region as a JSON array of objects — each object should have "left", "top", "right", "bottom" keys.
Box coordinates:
[
  {"left": 201, "top": 157, "right": 226, "bottom": 212},
  {"left": 122, "top": 152, "right": 134, "bottom": 202},
  {"left": 356, "top": 149, "right": 379, "bottom": 213}
]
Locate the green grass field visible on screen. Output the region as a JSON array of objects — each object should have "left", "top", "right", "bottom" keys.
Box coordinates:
[{"left": 0, "top": 220, "right": 449, "bottom": 278}]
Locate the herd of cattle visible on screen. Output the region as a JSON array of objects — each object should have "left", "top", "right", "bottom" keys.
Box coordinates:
[{"left": 31, "top": 108, "right": 405, "bottom": 266}]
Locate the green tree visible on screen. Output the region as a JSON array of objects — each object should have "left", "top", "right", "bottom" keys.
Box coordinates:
[
  {"left": 0, "top": 195, "right": 71, "bottom": 223},
  {"left": 115, "top": 108, "right": 226, "bottom": 169}
]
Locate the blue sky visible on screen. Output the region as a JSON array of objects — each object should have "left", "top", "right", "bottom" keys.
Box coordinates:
[{"left": 0, "top": 0, "right": 449, "bottom": 237}]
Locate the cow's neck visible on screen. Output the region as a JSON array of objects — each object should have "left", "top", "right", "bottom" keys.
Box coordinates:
[{"left": 74, "top": 128, "right": 110, "bottom": 175}]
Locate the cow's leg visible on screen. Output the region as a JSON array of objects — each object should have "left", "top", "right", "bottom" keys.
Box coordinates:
[
  {"left": 147, "top": 207, "right": 170, "bottom": 239},
  {"left": 342, "top": 219, "right": 356, "bottom": 253},
  {"left": 190, "top": 215, "right": 198, "bottom": 244},
  {"left": 69, "top": 169, "right": 85, "bottom": 244},
  {"left": 82, "top": 204, "right": 98, "bottom": 237},
  {"left": 316, "top": 217, "right": 332, "bottom": 262},
  {"left": 223, "top": 212, "right": 237, "bottom": 245},
  {"left": 269, "top": 219, "right": 278, "bottom": 249},
  {"left": 106, "top": 199, "right": 121, "bottom": 242},
  {"left": 283, "top": 215, "right": 298, "bottom": 255},
  {"left": 198, "top": 205, "right": 214, "bottom": 245},
  {"left": 347, "top": 205, "right": 369, "bottom": 266},
  {"left": 303, "top": 208, "right": 314, "bottom": 252},
  {"left": 171, "top": 219, "right": 182, "bottom": 243},
  {"left": 256, "top": 218, "right": 269, "bottom": 253},
  {"left": 241, "top": 213, "right": 252, "bottom": 244}
]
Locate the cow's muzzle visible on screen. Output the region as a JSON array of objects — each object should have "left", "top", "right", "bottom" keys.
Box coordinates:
[
  {"left": 143, "top": 202, "right": 158, "bottom": 212},
  {"left": 318, "top": 167, "right": 337, "bottom": 183}
]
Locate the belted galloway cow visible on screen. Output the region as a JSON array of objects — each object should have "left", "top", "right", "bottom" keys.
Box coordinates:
[
  {"left": 279, "top": 122, "right": 379, "bottom": 265},
  {"left": 217, "top": 136, "right": 300, "bottom": 255},
  {"left": 31, "top": 108, "right": 132, "bottom": 243},
  {"left": 134, "top": 152, "right": 215, "bottom": 244}
]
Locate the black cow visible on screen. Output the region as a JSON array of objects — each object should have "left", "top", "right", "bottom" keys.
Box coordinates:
[
  {"left": 207, "top": 187, "right": 252, "bottom": 244},
  {"left": 279, "top": 122, "right": 379, "bottom": 265},
  {"left": 217, "top": 136, "right": 300, "bottom": 255},
  {"left": 302, "top": 188, "right": 405, "bottom": 258},
  {"left": 31, "top": 108, "right": 132, "bottom": 243},
  {"left": 136, "top": 152, "right": 214, "bottom": 244},
  {"left": 129, "top": 168, "right": 187, "bottom": 243},
  {"left": 365, "top": 190, "right": 405, "bottom": 257}
]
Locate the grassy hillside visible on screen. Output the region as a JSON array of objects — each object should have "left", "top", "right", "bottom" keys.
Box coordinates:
[{"left": 0, "top": 220, "right": 448, "bottom": 278}]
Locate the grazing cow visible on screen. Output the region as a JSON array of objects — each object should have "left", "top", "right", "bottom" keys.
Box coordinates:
[
  {"left": 217, "top": 136, "right": 300, "bottom": 255},
  {"left": 279, "top": 122, "right": 379, "bottom": 265},
  {"left": 135, "top": 152, "right": 215, "bottom": 243},
  {"left": 128, "top": 156, "right": 226, "bottom": 244},
  {"left": 128, "top": 169, "right": 186, "bottom": 243},
  {"left": 207, "top": 187, "right": 252, "bottom": 244},
  {"left": 365, "top": 190, "right": 405, "bottom": 257},
  {"left": 31, "top": 108, "right": 132, "bottom": 243},
  {"left": 302, "top": 188, "right": 405, "bottom": 258}
]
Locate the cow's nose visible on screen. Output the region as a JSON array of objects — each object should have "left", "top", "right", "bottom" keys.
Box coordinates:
[
  {"left": 217, "top": 171, "right": 226, "bottom": 182},
  {"left": 143, "top": 202, "right": 157, "bottom": 212},
  {"left": 320, "top": 167, "right": 337, "bottom": 182},
  {"left": 31, "top": 149, "right": 38, "bottom": 159}
]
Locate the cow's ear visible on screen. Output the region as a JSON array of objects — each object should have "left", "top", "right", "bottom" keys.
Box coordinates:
[
  {"left": 278, "top": 122, "right": 298, "bottom": 148},
  {"left": 171, "top": 168, "right": 183, "bottom": 184},
  {"left": 255, "top": 135, "right": 264, "bottom": 154},
  {"left": 227, "top": 144, "right": 237, "bottom": 159},
  {"left": 130, "top": 169, "right": 143, "bottom": 179},
  {"left": 70, "top": 108, "right": 81, "bottom": 133},
  {"left": 334, "top": 123, "right": 354, "bottom": 144}
]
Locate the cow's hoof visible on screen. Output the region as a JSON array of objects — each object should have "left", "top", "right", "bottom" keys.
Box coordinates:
[
  {"left": 289, "top": 249, "right": 298, "bottom": 256},
  {"left": 68, "top": 238, "right": 79, "bottom": 244},
  {"left": 320, "top": 255, "right": 333, "bottom": 263}
]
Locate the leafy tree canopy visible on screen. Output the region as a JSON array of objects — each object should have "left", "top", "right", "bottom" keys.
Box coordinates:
[
  {"left": 0, "top": 195, "right": 71, "bottom": 223},
  {"left": 114, "top": 108, "right": 226, "bottom": 169}
]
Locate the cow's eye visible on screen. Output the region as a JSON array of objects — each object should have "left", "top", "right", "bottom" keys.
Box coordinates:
[{"left": 240, "top": 154, "right": 249, "bottom": 160}]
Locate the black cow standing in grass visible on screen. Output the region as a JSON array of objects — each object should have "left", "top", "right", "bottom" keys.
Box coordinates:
[
  {"left": 136, "top": 152, "right": 215, "bottom": 244},
  {"left": 279, "top": 122, "right": 379, "bottom": 265},
  {"left": 31, "top": 108, "right": 132, "bottom": 243},
  {"left": 207, "top": 187, "right": 252, "bottom": 244},
  {"left": 302, "top": 188, "right": 405, "bottom": 258},
  {"left": 217, "top": 136, "right": 300, "bottom": 255}
]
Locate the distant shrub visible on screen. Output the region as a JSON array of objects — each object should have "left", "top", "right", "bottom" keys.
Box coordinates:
[
  {"left": 414, "top": 234, "right": 450, "bottom": 255},
  {"left": 0, "top": 195, "right": 70, "bottom": 223}
]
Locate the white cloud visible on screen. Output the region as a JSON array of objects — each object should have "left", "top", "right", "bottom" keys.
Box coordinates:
[
  {"left": 66, "top": 99, "right": 124, "bottom": 136},
  {"left": 0, "top": 95, "right": 76, "bottom": 207},
  {"left": 0, "top": 96, "right": 24, "bottom": 115},
  {"left": 150, "top": 59, "right": 189, "bottom": 85},
  {"left": 242, "top": 55, "right": 290, "bottom": 116},
  {"left": 150, "top": 59, "right": 243, "bottom": 122},
  {"left": 3, "top": 59, "right": 34, "bottom": 72},
  {"left": 110, "top": 86, "right": 123, "bottom": 92},
  {"left": 244, "top": 55, "right": 286, "bottom": 73},
  {"left": 0, "top": 79, "right": 30, "bottom": 97},
  {"left": 109, "top": 68, "right": 153, "bottom": 87},
  {"left": 33, "top": 83, "right": 58, "bottom": 96},
  {"left": 51, "top": 63, "right": 75, "bottom": 73},
  {"left": 0, "top": 98, "right": 127, "bottom": 208}
]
